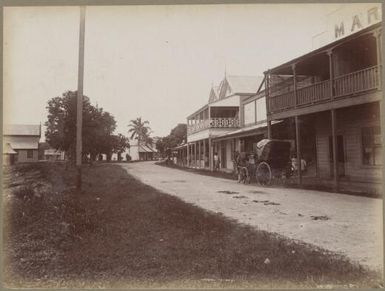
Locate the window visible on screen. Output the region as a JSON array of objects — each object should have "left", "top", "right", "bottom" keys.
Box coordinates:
[
  {"left": 362, "top": 126, "right": 382, "bottom": 165},
  {"left": 27, "top": 150, "right": 33, "bottom": 159}
]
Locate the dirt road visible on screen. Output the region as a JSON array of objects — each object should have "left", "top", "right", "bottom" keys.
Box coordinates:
[{"left": 121, "top": 161, "right": 383, "bottom": 272}]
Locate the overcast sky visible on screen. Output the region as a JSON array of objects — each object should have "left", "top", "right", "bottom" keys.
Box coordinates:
[{"left": 4, "top": 3, "right": 350, "bottom": 138}]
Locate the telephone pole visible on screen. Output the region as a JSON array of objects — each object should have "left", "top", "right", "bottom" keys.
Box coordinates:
[{"left": 76, "top": 6, "right": 86, "bottom": 189}]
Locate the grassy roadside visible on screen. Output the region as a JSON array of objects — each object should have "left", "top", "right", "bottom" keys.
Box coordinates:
[{"left": 2, "top": 162, "right": 382, "bottom": 288}]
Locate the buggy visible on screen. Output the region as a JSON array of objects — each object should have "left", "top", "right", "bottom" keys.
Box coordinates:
[{"left": 254, "top": 139, "right": 292, "bottom": 185}]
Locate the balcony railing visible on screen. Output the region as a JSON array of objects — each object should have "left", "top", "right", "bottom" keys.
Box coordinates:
[
  {"left": 268, "top": 65, "right": 381, "bottom": 113},
  {"left": 187, "top": 118, "right": 240, "bottom": 134},
  {"left": 269, "top": 91, "right": 295, "bottom": 111},
  {"left": 297, "top": 79, "right": 331, "bottom": 106},
  {"left": 334, "top": 66, "right": 380, "bottom": 98}
]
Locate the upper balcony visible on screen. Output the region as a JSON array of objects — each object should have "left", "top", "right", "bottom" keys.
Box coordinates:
[
  {"left": 187, "top": 117, "right": 240, "bottom": 134},
  {"left": 268, "top": 65, "right": 381, "bottom": 114},
  {"left": 266, "top": 23, "right": 382, "bottom": 119},
  {"left": 187, "top": 104, "right": 240, "bottom": 136}
]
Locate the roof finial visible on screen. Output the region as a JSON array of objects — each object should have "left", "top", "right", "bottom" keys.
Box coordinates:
[{"left": 224, "top": 63, "right": 227, "bottom": 77}]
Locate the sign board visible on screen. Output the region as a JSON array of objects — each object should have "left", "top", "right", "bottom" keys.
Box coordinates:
[{"left": 312, "top": 3, "right": 382, "bottom": 49}]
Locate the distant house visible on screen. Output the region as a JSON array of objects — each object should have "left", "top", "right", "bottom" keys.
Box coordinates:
[
  {"left": 38, "top": 142, "right": 66, "bottom": 161},
  {"left": 44, "top": 149, "right": 66, "bottom": 161},
  {"left": 3, "top": 124, "right": 41, "bottom": 163},
  {"left": 129, "top": 138, "right": 157, "bottom": 161}
]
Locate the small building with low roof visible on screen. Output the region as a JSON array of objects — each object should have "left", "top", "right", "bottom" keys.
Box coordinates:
[{"left": 3, "top": 124, "right": 41, "bottom": 163}]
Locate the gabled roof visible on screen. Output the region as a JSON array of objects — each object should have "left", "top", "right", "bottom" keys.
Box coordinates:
[
  {"left": 208, "top": 86, "right": 220, "bottom": 103},
  {"left": 226, "top": 75, "right": 264, "bottom": 95},
  {"left": 217, "top": 75, "right": 264, "bottom": 100},
  {"left": 9, "top": 141, "right": 39, "bottom": 150},
  {"left": 139, "top": 144, "right": 157, "bottom": 153},
  {"left": 3, "top": 124, "right": 41, "bottom": 136}
]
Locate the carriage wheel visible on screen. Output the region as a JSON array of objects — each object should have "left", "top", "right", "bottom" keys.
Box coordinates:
[{"left": 256, "top": 162, "right": 272, "bottom": 186}]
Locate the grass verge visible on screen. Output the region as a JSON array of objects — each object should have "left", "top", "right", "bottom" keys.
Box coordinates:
[{"left": 2, "top": 162, "right": 382, "bottom": 288}]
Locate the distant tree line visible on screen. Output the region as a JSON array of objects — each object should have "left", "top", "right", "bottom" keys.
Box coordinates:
[
  {"left": 45, "top": 91, "right": 130, "bottom": 162},
  {"left": 155, "top": 123, "right": 187, "bottom": 156}
]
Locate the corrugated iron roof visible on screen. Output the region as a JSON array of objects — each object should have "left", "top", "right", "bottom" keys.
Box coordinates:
[
  {"left": 227, "top": 75, "right": 264, "bottom": 95},
  {"left": 3, "top": 124, "right": 41, "bottom": 136},
  {"left": 212, "top": 120, "right": 282, "bottom": 141},
  {"left": 9, "top": 141, "right": 39, "bottom": 150}
]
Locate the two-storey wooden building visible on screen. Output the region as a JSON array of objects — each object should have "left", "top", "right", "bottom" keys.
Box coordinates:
[
  {"left": 186, "top": 75, "right": 262, "bottom": 171},
  {"left": 264, "top": 22, "right": 383, "bottom": 190}
]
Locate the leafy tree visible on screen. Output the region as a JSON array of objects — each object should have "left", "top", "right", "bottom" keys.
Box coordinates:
[
  {"left": 168, "top": 123, "right": 187, "bottom": 148},
  {"left": 128, "top": 117, "right": 152, "bottom": 145},
  {"left": 156, "top": 123, "right": 187, "bottom": 156},
  {"left": 155, "top": 138, "right": 166, "bottom": 154},
  {"left": 45, "top": 91, "right": 117, "bottom": 161},
  {"left": 110, "top": 134, "right": 130, "bottom": 155}
]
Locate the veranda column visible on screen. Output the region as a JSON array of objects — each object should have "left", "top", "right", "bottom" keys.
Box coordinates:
[
  {"left": 292, "top": 63, "right": 297, "bottom": 108},
  {"left": 292, "top": 63, "right": 302, "bottom": 186},
  {"left": 327, "top": 49, "right": 334, "bottom": 100},
  {"left": 331, "top": 109, "right": 338, "bottom": 191},
  {"left": 203, "top": 139, "right": 206, "bottom": 168},
  {"left": 194, "top": 142, "right": 197, "bottom": 168},
  {"left": 209, "top": 137, "right": 213, "bottom": 171},
  {"left": 373, "top": 29, "right": 382, "bottom": 89},
  {"left": 187, "top": 143, "right": 190, "bottom": 167},
  {"left": 295, "top": 116, "right": 302, "bottom": 186},
  {"left": 265, "top": 71, "right": 272, "bottom": 139}
]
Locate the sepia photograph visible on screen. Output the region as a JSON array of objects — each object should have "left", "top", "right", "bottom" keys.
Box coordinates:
[{"left": 2, "top": 1, "right": 384, "bottom": 289}]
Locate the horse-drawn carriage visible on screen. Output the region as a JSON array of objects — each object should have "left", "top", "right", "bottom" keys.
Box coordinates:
[{"left": 238, "top": 139, "right": 292, "bottom": 185}]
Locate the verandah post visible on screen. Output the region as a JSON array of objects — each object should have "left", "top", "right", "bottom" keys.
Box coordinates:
[
  {"left": 331, "top": 109, "right": 338, "bottom": 191},
  {"left": 327, "top": 49, "right": 334, "bottom": 100},
  {"left": 265, "top": 71, "right": 272, "bottom": 139},
  {"left": 295, "top": 115, "right": 302, "bottom": 186}
]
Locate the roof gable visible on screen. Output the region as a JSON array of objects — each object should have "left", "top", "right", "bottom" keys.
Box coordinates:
[
  {"left": 3, "top": 124, "right": 41, "bottom": 136},
  {"left": 208, "top": 86, "right": 219, "bottom": 103},
  {"left": 226, "top": 75, "right": 264, "bottom": 95}
]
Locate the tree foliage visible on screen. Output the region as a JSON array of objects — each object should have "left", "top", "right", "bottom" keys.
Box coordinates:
[
  {"left": 110, "top": 134, "right": 130, "bottom": 154},
  {"left": 156, "top": 123, "right": 187, "bottom": 155},
  {"left": 45, "top": 91, "right": 125, "bottom": 160}
]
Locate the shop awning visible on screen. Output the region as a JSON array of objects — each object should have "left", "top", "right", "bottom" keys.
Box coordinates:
[{"left": 212, "top": 120, "right": 282, "bottom": 142}]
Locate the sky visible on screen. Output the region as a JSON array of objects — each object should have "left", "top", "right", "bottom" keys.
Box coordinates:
[{"left": 4, "top": 3, "right": 358, "bottom": 138}]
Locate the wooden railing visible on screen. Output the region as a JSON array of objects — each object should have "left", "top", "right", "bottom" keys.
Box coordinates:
[
  {"left": 210, "top": 118, "right": 240, "bottom": 128},
  {"left": 187, "top": 119, "right": 210, "bottom": 134},
  {"left": 269, "top": 91, "right": 295, "bottom": 111},
  {"left": 268, "top": 65, "right": 381, "bottom": 113},
  {"left": 297, "top": 80, "right": 331, "bottom": 106},
  {"left": 334, "top": 65, "right": 380, "bottom": 98},
  {"left": 187, "top": 118, "right": 240, "bottom": 134}
]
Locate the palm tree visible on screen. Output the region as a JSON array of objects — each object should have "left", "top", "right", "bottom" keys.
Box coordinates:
[{"left": 128, "top": 117, "right": 152, "bottom": 146}]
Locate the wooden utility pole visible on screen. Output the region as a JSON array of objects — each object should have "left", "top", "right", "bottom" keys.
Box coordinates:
[{"left": 76, "top": 6, "right": 86, "bottom": 189}]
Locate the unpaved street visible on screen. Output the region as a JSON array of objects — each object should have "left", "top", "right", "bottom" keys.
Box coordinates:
[{"left": 121, "top": 162, "right": 383, "bottom": 272}]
